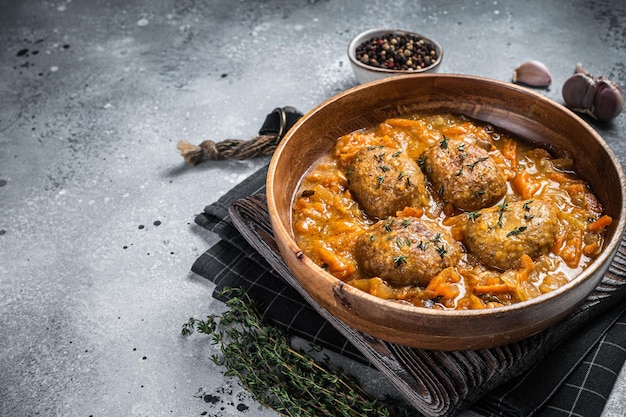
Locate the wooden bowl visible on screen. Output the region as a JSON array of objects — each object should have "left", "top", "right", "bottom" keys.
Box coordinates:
[{"left": 266, "top": 74, "right": 626, "bottom": 351}]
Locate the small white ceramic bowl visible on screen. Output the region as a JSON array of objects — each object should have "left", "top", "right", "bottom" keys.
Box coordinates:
[{"left": 348, "top": 28, "right": 443, "bottom": 84}]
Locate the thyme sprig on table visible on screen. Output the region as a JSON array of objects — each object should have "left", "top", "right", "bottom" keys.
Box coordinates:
[{"left": 182, "top": 287, "right": 413, "bottom": 417}]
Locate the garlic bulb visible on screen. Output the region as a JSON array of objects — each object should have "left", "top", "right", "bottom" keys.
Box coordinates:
[
  {"left": 562, "top": 73, "right": 596, "bottom": 111},
  {"left": 562, "top": 64, "right": 623, "bottom": 122},
  {"left": 513, "top": 60, "right": 552, "bottom": 88},
  {"left": 593, "top": 77, "right": 623, "bottom": 122}
]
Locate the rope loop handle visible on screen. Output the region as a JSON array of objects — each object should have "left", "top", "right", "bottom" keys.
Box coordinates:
[{"left": 177, "top": 106, "right": 303, "bottom": 166}]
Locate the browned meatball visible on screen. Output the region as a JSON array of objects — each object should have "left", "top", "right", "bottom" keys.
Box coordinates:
[
  {"left": 463, "top": 199, "right": 558, "bottom": 270},
  {"left": 421, "top": 138, "right": 507, "bottom": 211},
  {"left": 346, "top": 146, "right": 429, "bottom": 219},
  {"left": 355, "top": 216, "right": 462, "bottom": 286}
]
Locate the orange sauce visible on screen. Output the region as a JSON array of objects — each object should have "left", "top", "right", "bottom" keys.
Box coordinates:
[{"left": 292, "top": 114, "right": 610, "bottom": 310}]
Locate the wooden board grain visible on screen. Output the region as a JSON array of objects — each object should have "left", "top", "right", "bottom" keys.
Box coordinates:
[{"left": 229, "top": 194, "right": 626, "bottom": 417}]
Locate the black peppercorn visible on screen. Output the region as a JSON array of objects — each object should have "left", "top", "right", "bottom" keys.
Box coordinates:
[{"left": 355, "top": 32, "right": 439, "bottom": 71}]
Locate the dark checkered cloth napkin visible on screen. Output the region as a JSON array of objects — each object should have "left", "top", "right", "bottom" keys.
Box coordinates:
[{"left": 191, "top": 164, "right": 626, "bottom": 417}]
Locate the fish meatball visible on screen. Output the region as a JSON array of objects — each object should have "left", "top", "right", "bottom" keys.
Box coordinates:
[
  {"left": 355, "top": 216, "right": 462, "bottom": 286},
  {"left": 421, "top": 138, "right": 507, "bottom": 211},
  {"left": 463, "top": 199, "right": 558, "bottom": 270},
  {"left": 347, "top": 146, "right": 429, "bottom": 219}
]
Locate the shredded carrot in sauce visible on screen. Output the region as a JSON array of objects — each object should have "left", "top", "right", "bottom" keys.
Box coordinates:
[{"left": 292, "top": 113, "right": 611, "bottom": 310}]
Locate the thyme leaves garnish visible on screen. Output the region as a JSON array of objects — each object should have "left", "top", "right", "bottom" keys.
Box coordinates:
[
  {"left": 467, "top": 211, "right": 482, "bottom": 222},
  {"left": 455, "top": 153, "right": 487, "bottom": 177},
  {"left": 507, "top": 226, "right": 527, "bottom": 237},
  {"left": 474, "top": 189, "right": 486, "bottom": 199},
  {"left": 439, "top": 135, "right": 449, "bottom": 149},
  {"left": 523, "top": 200, "right": 533, "bottom": 210},
  {"left": 417, "top": 156, "right": 426, "bottom": 170},
  {"left": 394, "top": 255, "right": 408, "bottom": 267},
  {"left": 395, "top": 237, "right": 412, "bottom": 248},
  {"left": 497, "top": 201, "right": 509, "bottom": 211},
  {"left": 429, "top": 234, "right": 447, "bottom": 259},
  {"left": 417, "top": 241, "right": 430, "bottom": 251},
  {"left": 465, "top": 156, "right": 489, "bottom": 172},
  {"left": 496, "top": 201, "right": 508, "bottom": 228},
  {"left": 436, "top": 243, "right": 448, "bottom": 259},
  {"left": 182, "top": 288, "right": 414, "bottom": 417}
]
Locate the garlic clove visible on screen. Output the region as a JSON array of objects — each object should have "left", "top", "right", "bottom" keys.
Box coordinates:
[
  {"left": 562, "top": 72, "right": 596, "bottom": 112},
  {"left": 513, "top": 60, "right": 552, "bottom": 87},
  {"left": 592, "top": 77, "right": 623, "bottom": 122}
]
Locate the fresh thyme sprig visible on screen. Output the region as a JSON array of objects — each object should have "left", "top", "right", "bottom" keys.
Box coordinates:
[
  {"left": 496, "top": 200, "right": 509, "bottom": 228},
  {"left": 182, "top": 287, "right": 413, "bottom": 417}
]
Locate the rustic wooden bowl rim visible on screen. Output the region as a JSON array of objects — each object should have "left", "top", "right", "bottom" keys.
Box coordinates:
[{"left": 266, "top": 73, "right": 626, "bottom": 345}]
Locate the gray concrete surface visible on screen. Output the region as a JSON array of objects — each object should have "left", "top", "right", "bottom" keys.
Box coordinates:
[{"left": 1, "top": 0, "right": 624, "bottom": 416}]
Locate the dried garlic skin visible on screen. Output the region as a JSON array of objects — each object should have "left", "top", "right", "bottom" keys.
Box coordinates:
[{"left": 513, "top": 60, "right": 552, "bottom": 88}]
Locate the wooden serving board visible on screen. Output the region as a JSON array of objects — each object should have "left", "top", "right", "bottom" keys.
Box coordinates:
[{"left": 228, "top": 193, "right": 626, "bottom": 417}]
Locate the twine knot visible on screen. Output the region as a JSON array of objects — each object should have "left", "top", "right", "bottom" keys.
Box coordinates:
[{"left": 177, "top": 106, "right": 303, "bottom": 166}]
